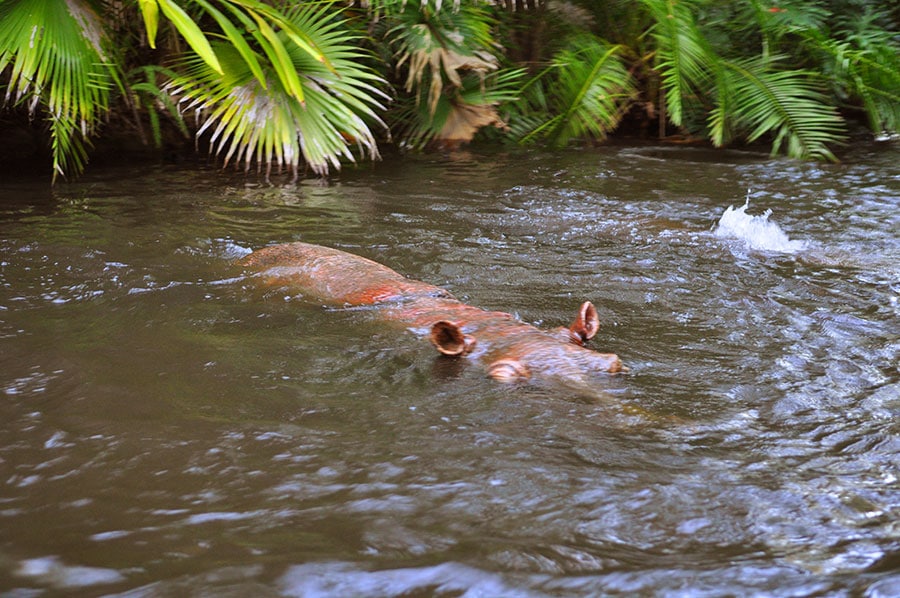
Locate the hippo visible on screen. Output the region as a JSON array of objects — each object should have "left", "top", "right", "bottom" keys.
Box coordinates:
[{"left": 239, "top": 242, "right": 624, "bottom": 395}]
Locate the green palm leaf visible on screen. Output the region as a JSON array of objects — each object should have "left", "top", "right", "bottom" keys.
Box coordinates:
[
  {"left": 641, "top": 0, "right": 715, "bottom": 127},
  {"left": 145, "top": 0, "right": 335, "bottom": 107},
  {"left": 516, "top": 35, "right": 634, "bottom": 147},
  {"left": 717, "top": 57, "right": 845, "bottom": 161},
  {"left": 156, "top": 0, "right": 222, "bottom": 74},
  {"left": 191, "top": 0, "right": 267, "bottom": 89},
  {"left": 167, "top": 2, "right": 387, "bottom": 177},
  {"left": 814, "top": 34, "right": 900, "bottom": 135},
  {"left": 547, "top": 37, "right": 635, "bottom": 145},
  {"left": 0, "top": 0, "right": 114, "bottom": 180}
]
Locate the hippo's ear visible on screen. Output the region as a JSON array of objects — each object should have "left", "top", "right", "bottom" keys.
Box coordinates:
[
  {"left": 430, "top": 321, "right": 476, "bottom": 356},
  {"left": 570, "top": 301, "right": 599, "bottom": 342},
  {"left": 487, "top": 359, "right": 530, "bottom": 382}
]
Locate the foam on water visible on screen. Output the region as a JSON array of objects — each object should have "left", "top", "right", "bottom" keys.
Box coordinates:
[
  {"left": 15, "top": 556, "right": 124, "bottom": 589},
  {"left": 715, "top": 197, "right": 807, "bottom": 253},
  {"left": 278, "top": 561, "right": 544, "bottom": 597}
]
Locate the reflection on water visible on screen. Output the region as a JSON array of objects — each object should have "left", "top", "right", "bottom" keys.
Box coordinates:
[{"left": 1, "top": 145, "right": 898, "bottom": 595}]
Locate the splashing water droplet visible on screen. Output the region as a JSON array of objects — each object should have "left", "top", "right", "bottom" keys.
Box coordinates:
[{"left": 715, "top": 196, "right": 807, "bottom": 253}]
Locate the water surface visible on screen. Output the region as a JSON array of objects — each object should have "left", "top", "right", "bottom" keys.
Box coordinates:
[{"left": 1, "top": 144, "right": 898, "bottom": 595}]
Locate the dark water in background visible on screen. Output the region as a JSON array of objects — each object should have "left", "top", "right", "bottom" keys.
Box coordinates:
[{"left": 1, "top": 144, "right": 898, "bottom": 596}]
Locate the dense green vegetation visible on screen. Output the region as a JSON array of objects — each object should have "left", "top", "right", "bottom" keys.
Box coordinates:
[{"left": 1, "top": 0, "right": 898, "bottom": 180}]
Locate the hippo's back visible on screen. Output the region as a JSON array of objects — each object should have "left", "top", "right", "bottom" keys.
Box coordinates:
[{"left": 240, "top": 242, "right": 450, "bottom": 306}]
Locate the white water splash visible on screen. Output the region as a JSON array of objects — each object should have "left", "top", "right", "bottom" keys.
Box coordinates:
[{"left": 715, "top": 197, "right": 807, "bottom": 253}]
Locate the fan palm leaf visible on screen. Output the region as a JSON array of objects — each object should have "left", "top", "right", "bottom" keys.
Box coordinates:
[
  {"left": 383, "top": 0, "right": 503, "bottom": 145},
  {"left": 394, "top": 66, "right": 523, "bottom": 149},
  {"left": 0, "top": 0, "right": 115, "bottom": 180},
  {"left": 167, "top": 2, "right": 387, "bottom": 177},
  {"left": 140, "top": 0, "right": 334, "bottom": 106}
]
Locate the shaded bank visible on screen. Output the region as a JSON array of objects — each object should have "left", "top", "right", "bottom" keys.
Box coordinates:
[{"left": 1, "top": 0, "right": 897, "bottom": 180}]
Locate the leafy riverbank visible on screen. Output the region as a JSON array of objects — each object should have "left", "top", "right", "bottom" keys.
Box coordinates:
[{"left": 1, "top": 0, "right": 898, "bottom": 182}]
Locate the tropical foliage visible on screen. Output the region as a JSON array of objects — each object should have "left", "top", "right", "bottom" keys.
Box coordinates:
[
  {"left": 0, "top": 0, "right": 116, "bottom": 180},
  {"left": 162, "top": 2, "right": 386, "bottom": 177},
  {"left": 372, "top": 0, "right": 521, "bottom": 149},
  {"left": 0, "top": 0, "right": 897, "bottom": 181},
  {"left": 511, "top": 35, "right": 636, "bottom": 146},
  {"left": 639, "top": 0, "right": 846, "bottom": 160}
]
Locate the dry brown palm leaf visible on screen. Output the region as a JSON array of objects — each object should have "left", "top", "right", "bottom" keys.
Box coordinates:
[{"left": 436, "top": 101, "right": 504, "bottom": 147}]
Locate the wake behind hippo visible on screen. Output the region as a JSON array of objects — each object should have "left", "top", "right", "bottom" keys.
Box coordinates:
[{"left": 239, "top": 242, "right": 624, "bottom": 394}]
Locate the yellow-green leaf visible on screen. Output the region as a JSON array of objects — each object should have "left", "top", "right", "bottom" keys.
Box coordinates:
[
  {"left": 232, "top": 0, "right": 328, "bottom": 66},
  {"left": 157, "top": 0, "right": 222, "bottom": 74},
  {"left": 138, "top": 0, "right": 159, "bottom": 49},
  {"left": 251, "top": 13, "right": 304, "bottom": 104},
  {"left": 193, "top": 0, "right": 267, "bottom": 89}
]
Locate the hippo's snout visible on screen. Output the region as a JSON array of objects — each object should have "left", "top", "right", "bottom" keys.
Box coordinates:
[{"left": 487, "top": 359, "right": 531, "bottom": 381}]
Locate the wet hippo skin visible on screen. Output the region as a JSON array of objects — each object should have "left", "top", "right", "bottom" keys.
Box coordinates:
[{"left": 240, "top": 242, "right": 624, "bottom": 394}]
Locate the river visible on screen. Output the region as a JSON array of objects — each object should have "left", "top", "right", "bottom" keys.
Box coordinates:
[{"left": 1, "top": 143, "right": 898, "bottom": 596}]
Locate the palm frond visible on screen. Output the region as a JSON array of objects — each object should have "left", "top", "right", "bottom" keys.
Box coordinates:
[
  {"left": 387, "top": 0, "right": 499, "bottom": 118},
  {"left": 382, "top": 0, "right": 507, "bottom": 148},
  {"left": 128, "top": 65, "right": 190, "bottom": 147},
  {"left": 718, "top": 57, "right": 845, "bottom": 161},
  {"left": 394, "top": 66, "right": 524, "bottom": 149},
  {"left": 515, "top": 35, "right": 634, "bottom": 147},
  {"left": 549, "top": 38, "right": 635, "bottom": 145},
  {"left": 155, "top": 0, "right": 223, "bottom": 74},
  {"left": 0, "top": 0, "right": 114, "bottom": 180},
  {"left": 641, "top": 0, "right": 716, "bottom": 126},
  {"left": 811, "top": 16, "right": 900, "bottom": 135},
  {"left": 743, "top": 0, "right": 830, "bottom": 56},
  {"left": 144, "top": 0, "right": 336, "bottom": 107},
  {"left": 707, "top": 64, "right": 735, "bottom": 147},
  {"left": 167, "top": 2, "right": 387, "bottom": 177}
]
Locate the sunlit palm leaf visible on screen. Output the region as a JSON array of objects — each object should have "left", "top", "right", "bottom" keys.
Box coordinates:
[
  {"left": 0, "top": 0, "right": 114, "bottom": 180},
  {"left": 156, "top": 0, "right": 222, "bottom": 73},
  {"left": 191, "top": 0, "right": 267, "bottom": 89},
  {"left": 137, "top": 0, "right": 160, "bottom": 47},
  {"left": 168, "top": 3, "right": 387, "bottom": 177},
  {"left": 146, "top": 0, "right": 333, "bottom": 106},
  {"left": 234, "top": 0, "right": 327, "bottom": 66}
]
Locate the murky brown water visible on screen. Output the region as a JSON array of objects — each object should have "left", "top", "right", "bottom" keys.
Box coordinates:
[{"left": 1, "top": 144, "right": 898, "bottom": 596}]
